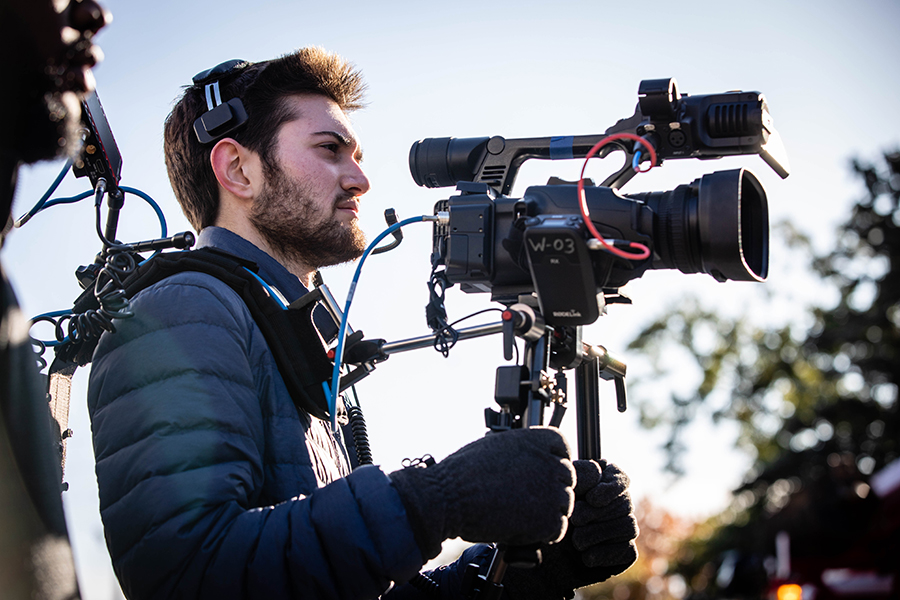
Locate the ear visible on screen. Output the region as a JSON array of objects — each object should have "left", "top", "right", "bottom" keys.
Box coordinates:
[{"left": 209, "top": 138, "right": 261, "bottom": 202}]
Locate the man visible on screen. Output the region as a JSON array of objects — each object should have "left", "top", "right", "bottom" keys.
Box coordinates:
[{"left": 87, "top": 47, "right": 638, "bottom": 600}]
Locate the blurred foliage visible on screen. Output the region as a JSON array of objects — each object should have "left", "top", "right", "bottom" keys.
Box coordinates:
[{"left": 624, "top": 151, "right": 900, "bottom": 596}]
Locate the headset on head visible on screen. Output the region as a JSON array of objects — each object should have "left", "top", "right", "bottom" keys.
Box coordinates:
[{"left": 191, "top": 59, "right": 252, "bottom": 145}]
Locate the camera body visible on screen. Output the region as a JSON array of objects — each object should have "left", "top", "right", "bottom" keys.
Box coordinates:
[{"left": 411, "top": 78, "right": 787, "bottom": 326}]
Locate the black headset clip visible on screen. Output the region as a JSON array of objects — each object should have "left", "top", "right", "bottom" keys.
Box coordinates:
[{"left": 191, "top": 59, "right": 251, "bottom": 145}]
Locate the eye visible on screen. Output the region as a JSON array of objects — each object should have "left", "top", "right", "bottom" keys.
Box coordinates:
[{"left": 320, "top": 143, "right": 340, "bottom": 154}]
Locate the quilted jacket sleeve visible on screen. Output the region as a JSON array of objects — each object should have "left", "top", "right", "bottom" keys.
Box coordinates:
[{"left": 87, "top": 273, "right": 424, "bottom": 600}]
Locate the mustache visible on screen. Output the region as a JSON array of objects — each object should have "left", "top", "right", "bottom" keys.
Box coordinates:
[{"left": 332, "top": 191, "right": 358, "bottom": 207}]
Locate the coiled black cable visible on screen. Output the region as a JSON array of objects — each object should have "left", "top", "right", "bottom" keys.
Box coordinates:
[
  {"left": 426, "top": 256, "right": 458, "bottom": 357},
  {"left": 31, "top": 338, "right": 48, "bottom": 371},
  {"left": 66, "top": 249, "right": 135, "bottom": 345},
  {"left": 29, "top": 312, "right": 71, "bottom": 369},
  {"left": 41, "top": 248, "right": 137, "bottom": 365},
  {"left": 347, "top": 405, "right": 373, "bottom": 466}
]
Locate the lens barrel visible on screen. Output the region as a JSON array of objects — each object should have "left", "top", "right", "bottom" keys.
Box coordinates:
[{"left": 635, "top": 169, "right": 768, "bottom": 282}]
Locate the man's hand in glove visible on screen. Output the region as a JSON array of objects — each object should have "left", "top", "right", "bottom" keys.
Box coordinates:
[
  {"left": 389, "top": 427, "right": 576, "bottom": 561},
  {"left": 502, "top": 459, "right": 639, "bottom": 600}
]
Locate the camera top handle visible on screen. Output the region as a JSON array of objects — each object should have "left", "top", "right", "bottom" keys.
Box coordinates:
[{"left": 409, "top": 78, "right": 789, "bottom": 198}]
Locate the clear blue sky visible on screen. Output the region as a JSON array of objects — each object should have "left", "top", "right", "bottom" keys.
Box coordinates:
[{"left": 7, "top": 1, "right": 900, "bottom": 597}]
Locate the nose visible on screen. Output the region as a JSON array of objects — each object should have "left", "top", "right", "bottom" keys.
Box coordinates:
[{"left": 343, "top": 160, "right": 371, "bottom": 197}]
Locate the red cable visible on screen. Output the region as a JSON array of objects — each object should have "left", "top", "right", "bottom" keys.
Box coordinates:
[{"left": 577, "top": 133, "right": 655, "bottom": 260}]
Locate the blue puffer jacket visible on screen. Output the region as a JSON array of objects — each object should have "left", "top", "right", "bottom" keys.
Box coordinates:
[{"left": 88, "top": 227, "right": 488, "bottom": 600}]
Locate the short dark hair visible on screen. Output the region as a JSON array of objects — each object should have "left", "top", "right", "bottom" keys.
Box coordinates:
[{"left": 163, "top": 46, "right": 366, "bottom": 231}]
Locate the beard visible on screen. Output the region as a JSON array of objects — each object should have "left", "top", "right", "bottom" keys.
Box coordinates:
[{"left": 249, "top": 162, "right": 367, "bottom": 270}]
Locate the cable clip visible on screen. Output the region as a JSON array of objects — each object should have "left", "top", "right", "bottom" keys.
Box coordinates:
[{"left": 191, "top": 59, "right": 252, "bottom": 144}]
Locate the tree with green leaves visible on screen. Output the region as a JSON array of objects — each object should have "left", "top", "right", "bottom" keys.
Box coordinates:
[{"left": 624, "top": 151, "right": 900, "bottom": 597}]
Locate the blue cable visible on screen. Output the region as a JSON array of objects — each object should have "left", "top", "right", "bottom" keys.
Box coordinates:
[
  {"left": 41, "top": 189, "right": 93, "bottom": 209},
  {"left": 15, "top": 159, "right": 73, "bottom": 227},
  {"left": 325, "top": 215, "right": 434, "bottom": 430},
  {"left": 243, "top": 267, "right": 287, "bottom": 309},
  {"left": 18, "top": 183, "right": 167, "bottom": 239},
  {"left": 120, "top": 186, "right": 167, "bottom": 238},
  {"left": 632, "top": 150, "right": 643, "bottom": 172}
]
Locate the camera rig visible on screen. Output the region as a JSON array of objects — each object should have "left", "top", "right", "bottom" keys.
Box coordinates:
[{"left": 401, "top": 77, "right": 790, "bottom": 595}]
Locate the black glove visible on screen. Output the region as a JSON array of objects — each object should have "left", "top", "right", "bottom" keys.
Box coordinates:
[
  {"left": 502, "top": 459, "right": 639, "bottom": 600},
  {"left": 389, "top": 427, "right": 576, "bottom": 561}
]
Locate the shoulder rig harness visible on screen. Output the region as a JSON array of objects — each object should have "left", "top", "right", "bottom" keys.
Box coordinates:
[{"left": 53, "top": 247, "right": 342, "bottom": 422}]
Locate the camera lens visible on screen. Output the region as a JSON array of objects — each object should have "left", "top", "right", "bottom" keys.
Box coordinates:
[{"left": 635, "top": 169, "right": 768, "bottom": 282}]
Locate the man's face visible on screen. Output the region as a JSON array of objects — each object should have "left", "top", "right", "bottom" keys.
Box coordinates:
[{"left": 249, "top": 94, "right": 370, "bottom": 270}]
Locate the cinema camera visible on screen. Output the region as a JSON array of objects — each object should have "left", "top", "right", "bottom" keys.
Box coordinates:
[{"left": 409, "top": 78, "right": 789, "bottom": 328}]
